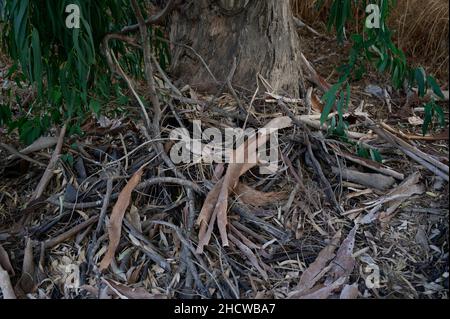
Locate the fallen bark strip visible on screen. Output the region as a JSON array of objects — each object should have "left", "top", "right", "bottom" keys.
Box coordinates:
[
  {"left": 378, "top": 125, "right": 449, "bottom": 174},
  {"left": 296, "top": 115, "right": 369, "bottom": 140},
  {"left": 332, "top": 167, "right": 396, "bottom": 191}
]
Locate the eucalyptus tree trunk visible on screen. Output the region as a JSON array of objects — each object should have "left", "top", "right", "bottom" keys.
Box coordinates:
[{"left": 169, "top": 0, "right": 305, "bottom": 97}]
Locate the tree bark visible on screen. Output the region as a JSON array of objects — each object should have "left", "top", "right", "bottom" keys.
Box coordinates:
[{"left": 169, "top": 0, "right": 305, "bottom": 97}]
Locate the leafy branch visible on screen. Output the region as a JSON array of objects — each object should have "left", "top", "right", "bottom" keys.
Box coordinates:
[{"left": 319, "top": 0, "right": 446, "bottom": 136}]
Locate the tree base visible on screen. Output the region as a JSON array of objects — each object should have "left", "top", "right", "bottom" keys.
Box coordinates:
[{"left": 169, "top": 0, "right": 305, "bottom": 98}]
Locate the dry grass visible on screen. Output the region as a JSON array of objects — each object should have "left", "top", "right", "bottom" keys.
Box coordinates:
[{"left": 292, "top": 0, "right": 449, "bottom": 81}]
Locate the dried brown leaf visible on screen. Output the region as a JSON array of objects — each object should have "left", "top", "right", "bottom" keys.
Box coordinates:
[
  {"left": 229, "top": 233, "right": 268, "bottom": 280},
  {"left": 380, "top": 172, "right": 425, "bottom": 222},
  {"left": 327, "top": 224, "right": 358, "bottom": 282},
  {"left": 99, "top": 167, "right": 144, "bottom": 271},
  {"left": 296, "top": 231, "right": 342, "bottom": 293}
]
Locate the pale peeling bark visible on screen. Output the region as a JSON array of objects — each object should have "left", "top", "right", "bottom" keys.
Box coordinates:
[{"left": 169, "top": 0, "right": 305, "bottom": 97}]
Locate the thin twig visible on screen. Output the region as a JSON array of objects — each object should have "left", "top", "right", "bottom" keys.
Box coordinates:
[
  {"left": 130, "top": 0, "right": 161, "bottom": 134},
  {"left": 43, "top": 216, "right": 99, "bottom": 249},
  {"left": 305, "top": 134, "right": 344, "bottom": 214},
  {"left": 95, "top": 178, "right": 114, "bottom": 236},
  {"left": 0, "top": 143, "right": 47, "bottom": 168},
  {"left": 46, "top": 177, "right": 204, "bottom": 209}
]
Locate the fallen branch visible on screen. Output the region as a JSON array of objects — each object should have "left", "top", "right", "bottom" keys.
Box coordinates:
[
  {"left": 33, "top": 124, "right": 67, "bottom": 200},
  {"left": 43, "top": 216, "right": 99, "bottom": 249},
  {"left": 0, "top": 143, "right": 47, "bottom": 168},
  {"left": 305, "top": 134, "right": 344, "bottom": 214},
  {"left": 381, "top": 122, "right": 449, "bottom": 142},
  {"left": 373, "top": 125, "right": 449, "bottom": 181},
  {"left": 333, "top": 150, "right": 404, "bottom": 180},
  {"left": 45, "top": 176, "right": 203, "bottom": 210},
  {"left": 332, "top": 167, "right": 396, "bottom": 191},
  {"left": 299, "top": 53, "right": 332, "bottom": 93},
  {"left": 6, "top": 136, "right": 57, "bottom": 161},
  {"left": 293, "top": 17, "right": 324, "bottom": 38}
]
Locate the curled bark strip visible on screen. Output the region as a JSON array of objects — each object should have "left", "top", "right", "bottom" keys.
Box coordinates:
[
  {"left": 233, "top": 183, "right": 286, "bottom": 207},
  {"left": 16, "top": 238, "right": 35, "bottom": 295}
]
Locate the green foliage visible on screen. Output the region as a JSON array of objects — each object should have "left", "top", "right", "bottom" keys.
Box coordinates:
[
  {"left": 61, "top": 153, "right": 74, "bottom": 167},
  {"left": 423, "top": 101, "right": 446, "bottom": 136},
  {"left": 356, "top": 145, "right": 383, "bottom": 163},
  {"left": 319, "top": 0, "right": 447, "bottom": 139},
  {"left": 0, "top": 0, "right": 170, "bottom": 144}
]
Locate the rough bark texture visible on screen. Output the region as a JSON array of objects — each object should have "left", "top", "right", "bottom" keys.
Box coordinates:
[{"left": 169, "top": 0, "right": 305, "bottom": 97}]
